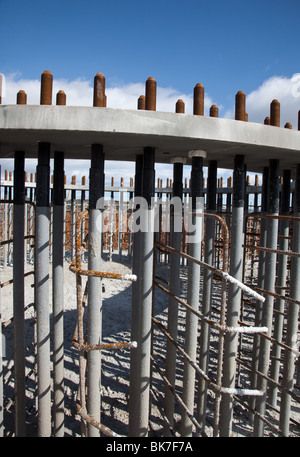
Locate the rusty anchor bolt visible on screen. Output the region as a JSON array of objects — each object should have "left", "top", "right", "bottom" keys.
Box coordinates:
[
  {"left": 56, "top": 90, "right": 66, "bottom": 105},
  {"left": 93, "top": 73, "right": 106, "bottom": 107},
  {"left": 175, "top": 99, "right": 185, "bottom": 113},
  {"left": 137, "top": 95, "right": 146, "bottom": 110},
  {"left": 235, "top": 91, "right": 246, "bottom": 121},
  {"left": 40, "top": 70, "right": 53, "bottom": 105},
  {"left": 210, "top": 104, "right": 219, "bottom": 118},
  {"left": 17, "top": 90, "right": 27, "bottom": 105},
  {"left": 193, "top": 83, "right": 204, "bottom": 115},
  {"left": 270, "top": 99, "right": 280, "bottom": 127},
  {"left": 145, "top": 77, "right": 157, "bottom": 111}
]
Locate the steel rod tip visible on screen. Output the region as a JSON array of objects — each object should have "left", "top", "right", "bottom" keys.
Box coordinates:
[
  {"left": 210, "top": 104, "right": 219, "bottom": 117},
  {"left": 17, "top": 90, "right": 27, "bottom": 104},
  {"left": 40, "top": 70, "right": 53, "bottom": 105},
  {"left": 193, "top": 83, "right": 204, "bottom": 115},
  {"left": 137, "top": 95, "right": 146, "bottom": 110},
  {"left": 93, "top": 73, "right": 106, "bottom": 107},
  {"left": 270, "top": 99, "right": 280, "bottom": 127},
  {"left": 175, "top": 99, "right": 185, "bottom": 113},
  {"left": 145, "top": 77, "right": 157, "bottom": 111},
  {"left": 56, "top": 90, "right": 66, "bottom": 106},
  {"left": 235, "top": 90, "right": 246, "bottom": 121}
]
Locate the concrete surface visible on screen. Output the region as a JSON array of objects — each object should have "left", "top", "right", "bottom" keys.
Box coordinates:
[{"left": 0, "top": 105, "right": 299, "bottom": 174}]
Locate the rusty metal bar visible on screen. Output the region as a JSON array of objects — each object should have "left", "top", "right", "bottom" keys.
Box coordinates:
[
  {"left": 151, "top": 354, "right": 203, "bottom": 436},
  {"left": 153, "top": 316, "right": 264, "bottom": 397},
  {"left": 93, "top": 73, "right": 106, "bottom": 108},
  {"left": 145, "top": 77, "right": 157, "bottom": 111},
  {"left": 154, "top": 210, "right": 268, "bottom": 436},
  {"left": 193, "top": 83, "right": 204, "bottom": 115},
  {"left": 73, "top": 341, "right": 137, "bottom": 353},
  {"left": 76, "top": 404, "right": 122, "bottom": 437},
  {"left": 40, "top": 71, "right": 53, "bottom": 105}
]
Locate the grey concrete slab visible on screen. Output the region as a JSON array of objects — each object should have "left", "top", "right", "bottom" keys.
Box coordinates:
[{"left": 0, "top": 105, "right": 299, "bottom": 174}]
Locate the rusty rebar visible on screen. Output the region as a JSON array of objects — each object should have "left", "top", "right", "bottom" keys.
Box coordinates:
[
  {"left": 76, "top": 404, "right": 122, "bottom": 437},
  {"left": 270, "top": 99, "right": 280, "bottom": 127},
  {"left": 175, "top": 99, "right": 185, "bottom": 113},
  {"left": 145, "top": 77, "right": 157, "bottom": 111},
  {"left": 16, "top": 90, "right": 27, "bottom": 105},
  {"left": 71, "top": 209, "right": 137, "bottom": 436},
  {"left": 137, "top": 95, "right": 146, "bottom": 110},
  {"left": 56, "top": 90, "right": 66, "bottom": 105},
  {"left": 193, "top": 83, "right": 204, "bottom": 115},
  {"left": 40, "top": 70, "right": 53, "bottom": 105},
  {"left": 235, "top": 91, "right": 246, "bottom": 121},
  {"left": 93, "top": 73, "right": 106, "bottom": 107},
  {"left": 151, "top": 354, "right": 203, "bottom": 435},
  {"left": 73, "top": 341, "right": 137, "bottom": 353},
  {"left": 210, "top": 104, "right": 219, "bottom": 117}
]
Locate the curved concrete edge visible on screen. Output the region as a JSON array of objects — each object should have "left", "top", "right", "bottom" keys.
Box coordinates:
[{"left": 0, "top": 105, "right": 299, "bottom": 173}]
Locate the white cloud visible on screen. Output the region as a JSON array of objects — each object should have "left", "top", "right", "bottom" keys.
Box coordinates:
[
  {"left": 247, "top": 74, "right": 300, "bottom": 127},
  {"left": 0, "top": 73, "right": 217, "bottom": 181},
  {"left": 1, "top": 72, "right": 215, "bottom": 113},
  {"left": 1, "top": 73, "right": 298, "bottom": 184},
  {"left": 224, "top": 74, "right": 300, "bottom": 128}
]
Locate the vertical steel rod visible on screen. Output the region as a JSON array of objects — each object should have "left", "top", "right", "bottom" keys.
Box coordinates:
[
  {"left": 87, "top": 144, "right": 105, "bottom": 437},
  {"left": 269, "top": 170, "right": 290, "bottom": 406},
  {"left": 0, "top": 167, "right": 2, "bottom": 436},
  {"left": 254, "top": 159, "right": 280, "bottom": 436},
  {"left": 279, "top": 164, "right": 300, "bottom": 435},
  {"left": 249, "top": 167, "right": 269, "bottom": 420},
  {"left": 80, "top": 176, "right": 86, "bottom": 263},
  {"left": 35, "top": 142, "right": 51, "bottom": 436},
  {"left": 129, "top": 155, "right": 143, "bottom": 437},
  {"left": 52, "top": 151, "right": 65, "bottom": 436},
  {"left": 8, "top": 182, "right": 12, "bottom": 265},
  {"left": 219, "top": 154, "right": 245, "bottom": 436},
  {"left": 0, "top": 281, "right": 2, "bottom": 437},
  {"left": 13, "top": 150, "right": 26, "bottom": 436},
  {"left": 164, "top": 158, "right": 184, "bottom": 436},
  {"left": 136, "top": 147, "right": 155, "bottom": 436},
  {"left": 196, "top": 159, "right": 217, "bottom": 434},
  {"left": 70, "top": 176, "right": 76, "bottom": 261},
  {"left": 119, "top": 180, "right": 124, "bottom": 260},
  {"left": 180, "top": 154, "right": 204, "bottom": 436}
]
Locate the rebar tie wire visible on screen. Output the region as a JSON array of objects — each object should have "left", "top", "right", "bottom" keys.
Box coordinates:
[{"left": 69, "top": 210, "right": 137, "bottom": 437}]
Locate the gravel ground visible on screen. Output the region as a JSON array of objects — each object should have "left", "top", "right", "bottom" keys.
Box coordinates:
[{"left": 0, "top": 254, "right": 299, "bottom": 437}]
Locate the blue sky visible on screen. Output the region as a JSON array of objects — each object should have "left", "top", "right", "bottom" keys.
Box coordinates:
[{"left": 1, "top": 0, "right": 300, "bottom": 185}]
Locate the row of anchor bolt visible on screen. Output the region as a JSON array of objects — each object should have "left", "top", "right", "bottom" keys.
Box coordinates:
[{"left": 3, "top": 70, "right": 299, "bottom": 130}]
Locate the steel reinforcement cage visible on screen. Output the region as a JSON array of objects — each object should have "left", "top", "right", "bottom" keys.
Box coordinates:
[{"left": 0, "top": 71, "right": 299, "bottom": 437}]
